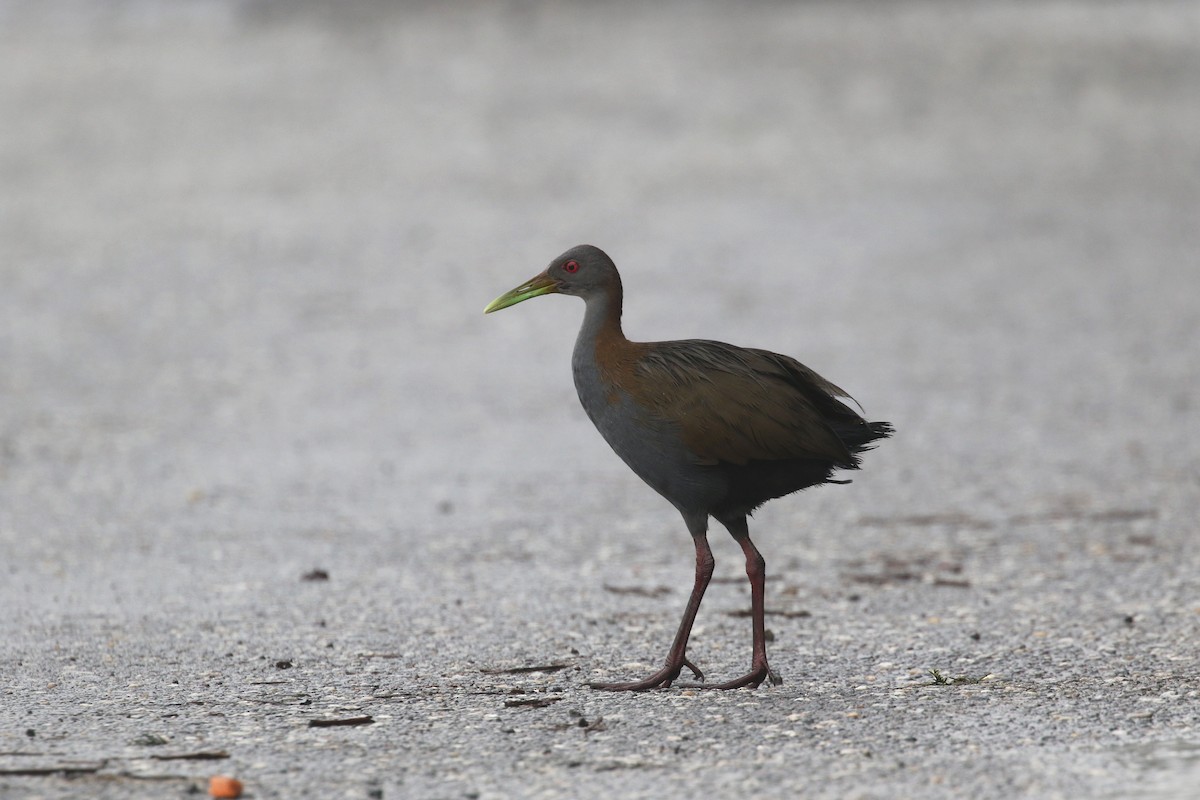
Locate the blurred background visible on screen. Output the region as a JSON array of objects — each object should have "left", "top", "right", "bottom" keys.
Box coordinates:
[
  {"left": 4, "top": 0, "right": 1196, "bottom": 530},
  {"left": 1, "top": 1, "right": 1198, "bottom": 795}
]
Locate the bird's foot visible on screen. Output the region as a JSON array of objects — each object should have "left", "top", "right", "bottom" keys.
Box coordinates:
[
  {"left": 589, "top": 656, "right": 704, "bottom": 691},
  {"left": 683, "top": 661, "right": 782, "bottom": 690}
]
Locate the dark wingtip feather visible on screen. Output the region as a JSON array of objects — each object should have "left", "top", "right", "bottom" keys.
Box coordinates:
[
  {"left": 869, "top": 421, "right": 895, "bottom": 440},
  {"left": 832, "top": 419, "right": 893, "bottom": 458}
]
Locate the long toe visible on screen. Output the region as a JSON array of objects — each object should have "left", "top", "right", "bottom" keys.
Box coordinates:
[
  {"left": 589, "top": 678, "right": 671, "bottom": 691},
  {"left": 589, "top": 662, "right": 691, "bottom": 692},
  {"left": 699, "top": 663, "right": 781, "bottom": 691}
]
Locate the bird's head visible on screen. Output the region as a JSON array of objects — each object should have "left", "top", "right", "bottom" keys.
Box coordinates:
[{"left": 484, "top": 245, "right": 619, "bottom": 313}]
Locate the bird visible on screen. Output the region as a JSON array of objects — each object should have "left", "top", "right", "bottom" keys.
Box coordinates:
[{"left": 484, "top": 245, "right": 892, "bottom": 691}]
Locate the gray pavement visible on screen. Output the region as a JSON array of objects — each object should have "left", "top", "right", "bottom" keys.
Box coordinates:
[{"left": 2, "top": 1, "right": 1199, "bottom": 798}]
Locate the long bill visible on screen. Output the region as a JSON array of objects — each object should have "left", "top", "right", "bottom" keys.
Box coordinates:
[{"left": 484, "top": 272, "right": 560, "bottom": 314}]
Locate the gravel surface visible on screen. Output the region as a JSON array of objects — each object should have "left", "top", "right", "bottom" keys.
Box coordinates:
[{"left": 2, "top": 1, "right": 1198, "bottom": 798}]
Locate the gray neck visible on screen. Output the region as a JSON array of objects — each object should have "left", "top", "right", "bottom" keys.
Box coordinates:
[
  {"left": 571, "top": 289, "right": 625, "bottom": 425},
  {"left": 572, "top": 289, "right": 622, "bottom": 362}
]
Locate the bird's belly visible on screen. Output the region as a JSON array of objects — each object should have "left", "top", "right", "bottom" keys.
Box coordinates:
[{"left": 575, "top": 382, "right": 727, "bottom": 514}]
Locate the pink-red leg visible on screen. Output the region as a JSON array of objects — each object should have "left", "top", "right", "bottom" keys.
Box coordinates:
[
  {"left": 705, "top": 515, "right": 782, "bottom": 690},
  {"left": 591, "top": 518, "right": 714, "bottom": 691},
  {"left": 591, "top": 513, "right": 781, "bottom": 691}
]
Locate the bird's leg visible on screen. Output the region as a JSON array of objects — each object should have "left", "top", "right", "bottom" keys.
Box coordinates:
[
  {"left": 707, "top": 515, "right": 783, "bottom": 690},
  {"left": 590, "top": 515, "right": 714, "bottom": 691}
]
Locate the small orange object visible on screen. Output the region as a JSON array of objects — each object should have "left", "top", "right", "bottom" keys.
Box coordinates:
[{"left": 209, "top": 775, "right": 244, "bottom": 799}]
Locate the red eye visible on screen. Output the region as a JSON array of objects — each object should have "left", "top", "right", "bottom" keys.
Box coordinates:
[{"left": 563, "top": 260, "right": 580, "bottom": 274}]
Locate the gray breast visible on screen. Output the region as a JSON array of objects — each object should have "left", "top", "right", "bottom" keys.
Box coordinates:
[{"left": 571, "top": 344, "right": 728, "bottom": 515}]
